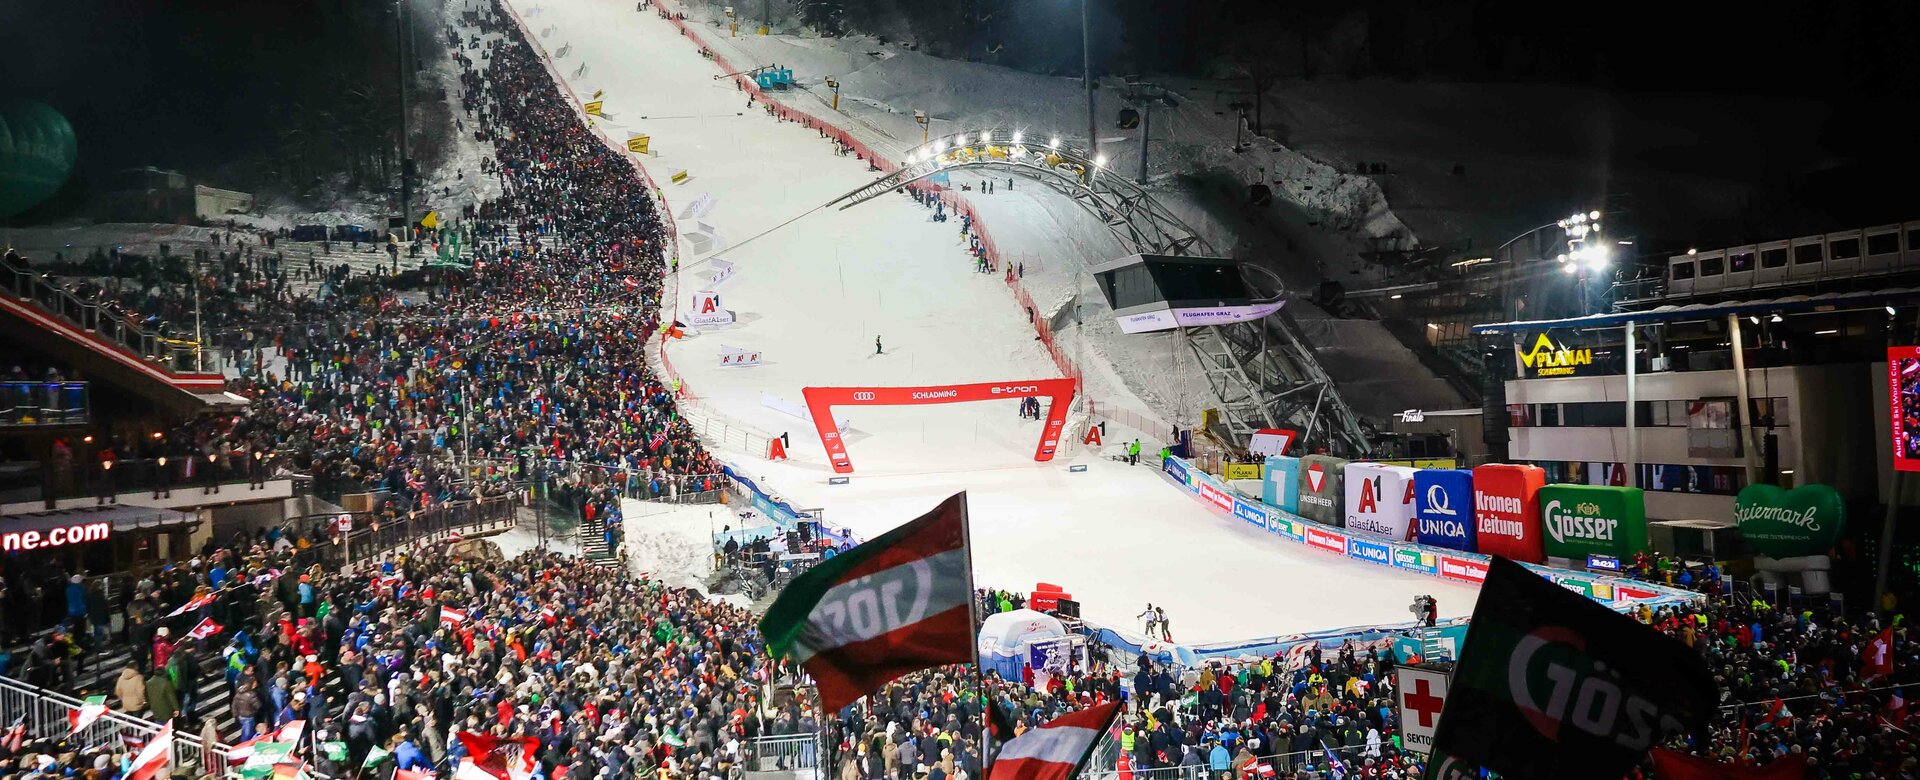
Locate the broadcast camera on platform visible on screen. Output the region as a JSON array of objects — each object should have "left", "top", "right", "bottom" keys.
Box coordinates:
[{"left": 1409, "top": 594, "right": 1438, "bottom": 627}]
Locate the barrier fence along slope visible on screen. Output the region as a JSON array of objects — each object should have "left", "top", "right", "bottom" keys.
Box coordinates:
[{"left": 648, "top": 0, "right": 1086, "bottom": 398}]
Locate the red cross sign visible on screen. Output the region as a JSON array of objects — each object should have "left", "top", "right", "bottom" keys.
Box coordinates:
[{"left": 1396, "top": 665, "right": 1449, "bottom": 754}]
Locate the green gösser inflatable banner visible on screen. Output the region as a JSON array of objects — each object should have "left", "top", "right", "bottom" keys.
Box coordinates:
[
  {"left": 1735, "top": 483, "right": 1845, "bottom": 558},
  {"left": 0, "top": 101, "right": 78, "bottom": 219},
  {"left": 1537, "top": 484, "right": 1649, "bottom": 561}
]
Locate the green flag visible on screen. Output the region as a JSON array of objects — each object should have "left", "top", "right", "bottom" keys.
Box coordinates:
[{"left": 363, "top": 746, "right": 391, "bottom": 768}]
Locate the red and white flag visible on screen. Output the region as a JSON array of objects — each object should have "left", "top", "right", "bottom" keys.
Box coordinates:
[
  {"left": 454, "top": 760, "right": 495, "bottom": 780},
  {"left": 179, "top": 617, "right": 223, "bottom": 644},
  {"left": 271, "top": 720, "right": 307, "bottom": 746},
  {"left": 987, "top": 703, "right": 1122, "bottom": 780},
  {"left": 540, "top": 606, "right": 557, "bottom": 624},
  {"left": 455, "top": 732, "right": 539, "bottom": 780},
  {"left": 441, "top": 606, "right": 469, "bottom": 626},
  {"left": 166, "top": 592, "right": 216, "bottom": 618},
  {"left": 126, "top": 720, "right": 175, "bottom": 780},
  {"left": 69, "top": 695, "right": 109, "bottom": 733},
  {"left": 397, "top": 770, "right": 437, "bottom": 780},
  {"left": 1864, "top": 627, "right": 1896, "bottom": 681}
]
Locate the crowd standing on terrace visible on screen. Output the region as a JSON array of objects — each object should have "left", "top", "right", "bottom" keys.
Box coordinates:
[{"left": 3, "top": 2, "right": 1917, "bottom": 780}]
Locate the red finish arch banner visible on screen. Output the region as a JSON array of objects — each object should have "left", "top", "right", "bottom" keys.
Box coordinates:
[{"left": 803, "top": 379, "right": 1078, "bottom": 473}]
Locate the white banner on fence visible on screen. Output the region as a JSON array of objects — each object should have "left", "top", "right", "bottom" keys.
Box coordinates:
[
  {"left": 760, "top": 393, "right": 849, "bottom": 433},
  {"left": 678, "top": 193, "right": 715, "bottom": 221},
  {"left": 709, "top": 258, "right": 737, "bottom": 286},
  {"left": 719, "top": 345, "right": 762, "bottom": 367},
  {"left": 688, "top": 290, "right": 734, "bottom": 327}
]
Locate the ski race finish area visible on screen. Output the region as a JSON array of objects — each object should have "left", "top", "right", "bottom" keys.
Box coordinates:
[{"left": 804, "top": 380, "right": 1076, "bottom": 472}]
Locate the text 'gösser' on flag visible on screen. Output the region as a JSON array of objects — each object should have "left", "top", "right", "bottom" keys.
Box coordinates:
[
  {"left": 1427, "top": 556, "right": 1717, "bottom": 780},
  {"left": 758, "top": 492, "right": 976, "bottom": 711}
]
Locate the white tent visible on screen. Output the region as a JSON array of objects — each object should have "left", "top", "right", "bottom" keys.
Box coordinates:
[{"left": 976, "top": 609, "right": 1071, "bottom": 678}]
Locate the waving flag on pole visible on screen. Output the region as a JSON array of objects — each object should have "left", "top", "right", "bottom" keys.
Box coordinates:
[
  {"left": 166, "top": 592, "right": 216, "bottom": 618},
  {"left": 1319, "top": 741, "right": 1348, "bottom": 780},
  {"left": 69, "top": 695, "right": 109, "bottom": 732},
  {"left": 455, "top": 732, "right": 539, "bottom": 780},
  {"left": 126, "top": 720, "right": 175, "bottom": 780},
  {"left": 987, "top": 703, "right": 1122, "bottom": 780},
  {"left": 759, "top": 492, "right": 975, "bottom": 710},
  {"left": 1864, "top": 627, "right": 1895, "bottom": 681},
  {"left": 179, "top": 617, "right": 223, "bottom": 644},
  {"left": 441, "top": 606, "right": 469, "bottom": 626}
]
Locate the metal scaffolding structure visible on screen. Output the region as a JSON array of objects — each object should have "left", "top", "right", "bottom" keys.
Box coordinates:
[{"left": 822, "top": 130, "right": 1373, "bottom": 455}]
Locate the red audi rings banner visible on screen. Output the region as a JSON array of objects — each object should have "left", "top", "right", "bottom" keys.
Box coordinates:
[{"left": 802, "top": 379, "right": 1078, "bottom": 473}]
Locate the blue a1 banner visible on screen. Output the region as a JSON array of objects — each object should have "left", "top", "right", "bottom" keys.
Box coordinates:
[{"left": 1414, "top": 469, "right": 1477, "bottom": 552}]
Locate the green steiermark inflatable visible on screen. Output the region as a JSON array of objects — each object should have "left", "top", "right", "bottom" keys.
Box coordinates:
[{"left": 1734, "top": 483, "right": 1845, "bottom": 558}]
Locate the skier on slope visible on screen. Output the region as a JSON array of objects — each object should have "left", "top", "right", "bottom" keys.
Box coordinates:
[
  {"left": 875, "top": 335, "right": 883, "bottom": 355},
  {"left": 1138, "top": 603, "right": 1158, "bottom": 638}
]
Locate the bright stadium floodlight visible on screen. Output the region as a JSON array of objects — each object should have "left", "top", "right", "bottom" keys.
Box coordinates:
[
  {"left": 1095, "top": 153, "right": 1108, "bottom": 167},
  {"left": 934, "top": 139, "right": 947, "bottom": 153},
  {"left": 1011, "top": 131, "right": 1024, "bottom": 144},
  {"left": 1049, "top": 137, "right": 1060, "bottom": 150},
  {"left": 1585, "top": 245, "right": 1610, "bottom": 270},
  {"left": 1563, "top": 262, "right": 1579, "bottom": 274}
]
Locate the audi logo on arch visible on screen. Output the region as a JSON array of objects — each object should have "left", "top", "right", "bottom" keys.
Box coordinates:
[
  {"left": 852, "top": 392, "right": 876, "bottom": 401},
  {"left": 991, "top": 385, "right": 1040, "bottom": 395}
]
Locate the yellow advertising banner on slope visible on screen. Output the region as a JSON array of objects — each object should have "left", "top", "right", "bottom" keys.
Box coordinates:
[
  {"left": 583, "top": 100, "right": 604, "bottom": 116},
  {"left": 627, "top": 134, "right": 650, "bottom": 154},
  {"left": 1223, "top": 463, "right": 1264, "bottom": 480}
]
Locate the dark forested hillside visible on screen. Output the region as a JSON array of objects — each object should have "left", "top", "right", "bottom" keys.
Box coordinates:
[
  {"left": 0, "top": 0, "right": 446, "bottom": 218},
  {"left": 782, "top": 0, "right": 1920, "bottom": 101}
]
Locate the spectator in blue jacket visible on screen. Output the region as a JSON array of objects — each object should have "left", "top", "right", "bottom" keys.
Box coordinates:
[{"left": 1208, "top": 740, "right": 1231, "bottom": 780}]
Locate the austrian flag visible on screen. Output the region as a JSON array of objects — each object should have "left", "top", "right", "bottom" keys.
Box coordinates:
[
  {"left": 440, "top": 606, "right": 469, "bottom": 626},
  {"left": 759, "top": 492, "right": 975, "bottom": 711},
  {"left": 69, "top": 695, "right": 109, "bottom": 732},
  {"left": 987, "top": 703, "right": 1123, "bottom": 780}
]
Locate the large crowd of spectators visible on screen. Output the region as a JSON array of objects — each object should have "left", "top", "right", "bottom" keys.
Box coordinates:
[
  {"left": 5, "top": 4, "right": 1918, "bottom": 780},
  {"left": 5, "top": 0, "right": 744, "bottom": 775}
]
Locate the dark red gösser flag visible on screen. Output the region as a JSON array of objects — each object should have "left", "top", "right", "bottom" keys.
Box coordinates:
[{"left": 759, "top": 492, "right": 975, "bottom": 711}]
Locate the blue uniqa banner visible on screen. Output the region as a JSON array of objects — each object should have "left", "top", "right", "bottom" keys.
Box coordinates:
[
  {"left": 1263, "top": 456, "right": 1301, "bottom": 513},
  {"left": 1414, "top": 469, "right": 1476, "bottom": 552}
]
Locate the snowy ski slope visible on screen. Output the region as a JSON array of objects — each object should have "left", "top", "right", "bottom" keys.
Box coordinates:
[{"left": 512, "top": 0, "right": 1478, "bottom": 643}]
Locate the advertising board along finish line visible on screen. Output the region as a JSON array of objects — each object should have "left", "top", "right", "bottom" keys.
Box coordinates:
[{"left": 803, "top": 379, "right": 1077, "bottom": 473}]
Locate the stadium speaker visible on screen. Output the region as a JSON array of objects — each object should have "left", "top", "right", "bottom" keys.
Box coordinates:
[
  {"left": 1116, "top": 107, "right": 1140, "bottom": 129},
  {"left": 1249, "top": 183, "right": 1273, "bottom": 207}
]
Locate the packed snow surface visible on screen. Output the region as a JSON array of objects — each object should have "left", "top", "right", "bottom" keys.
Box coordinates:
[{"left": 516, "top": 0, "right": 1478, "bottom": 643}]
